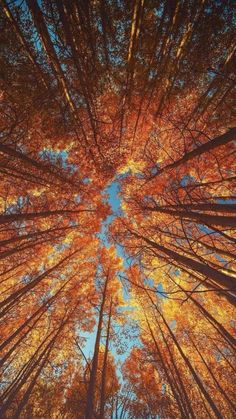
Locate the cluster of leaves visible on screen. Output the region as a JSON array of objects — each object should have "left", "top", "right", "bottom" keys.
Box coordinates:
[{"left": 0, "top": 0, "right": 235, "bottom": 418}]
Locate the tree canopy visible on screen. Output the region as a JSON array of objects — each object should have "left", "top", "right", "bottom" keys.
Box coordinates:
[{"left": 0, "top": 0, "right": 235, "bottom": 418}]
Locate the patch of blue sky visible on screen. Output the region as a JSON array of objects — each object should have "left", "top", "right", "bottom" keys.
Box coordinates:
[
  {"left": 21, "top": 274, "right": 32, "bottom": 284},
  {"left": 98, "top": 223, "right": 110, "bottom": 247},
  {"left": 170, "top": 320, "right": 177, "bottom": 330},
  {"left": 230, "top": 320, "right": 235, "bottom": 328},
  {"left": 99, "top": 178, "right": 130, "bottom": 269},
  {"left": 215, "top": 254, "right": 227, "bottom": 264},
  {"left": 149, "top": 164, "right": 159, "bottom": 176},
  {"left": 38, "top": 290, "right": 53, "bottom": 304},
  {"left": 54, "top": 242, "right": 70, "bottom": 252},
  {"left": 110, "top": 333, "right": 142, "bottom": 367},
  {"left": 135, "top": 172, "right": 145, "bottom": 179},
  {"left": 216, "top": 198, "right": 236, "bottom": 204},
  {"left": 39, "top": 149, "right": 77, "bottom": 173},
  {"left": 81, "top": 329, "right": 97, "bottom": 360},
  {"left": 162, "top": 383, "right": 167, "bottom": 394},
  {"left": 75, "top": 195, "right": 81, "bottom": 203},
  {"left": 206, "top": 87, "right": 217, "bottom": 98},
  {"left": 144, "top": 194, "right": 152, "bottom": 201},
  {"left": 17, "top": 196, "right": 25, "bottom": 207},
  {"left": 220, "top": 347, "right": 232, "bottom": 356},
  {"left": 144, "top": 277, "right": 155, "bottom": 287},
  {"left": 157, "top": 282, "right": 167, "bottom": 299},
  {"left": 174, "top": 268, "right": 181, "bottom": 276},
  {"left": 81, "top": 321, "right": 142, "bottom": 385},
  {"left": 148, "top": 69, "right": 158, "bottom": 80},
  {"left": 98, "top": 179, "right": 122, "bottom": 245},
  {"left": 154, "top": 3, "right": 164, "bottom": 17},
  {"left": 82, "top": 177, "right": 92, "bottom": 184},
  {"left": 69, "top": 220, "right": 78, "bottom": 226},
  {"left": 6, "top": 196, "right": 29, "bottom": 214},
  {"left": 207, "top": 68, "right": 217, "bottom": 82},
  {"left": 116, "top": 243, "right": 131, "bottom": 268},
  {"left": 197, "top": 224, "right": 216, "bottom": 234},
  {"left": 180, "top": 174, "right": 195, "bottom": 186},
  {"left": 83, "top": 175, "right": 142, "bottom": 383},
  {"left": 106, "top": 180, "right": 122, "bottom": 214}
]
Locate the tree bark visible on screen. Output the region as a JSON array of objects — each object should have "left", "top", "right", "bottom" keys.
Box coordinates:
[
  {"left": 132, "top": 231, "right": 236, "bottom": 294},
  {"left": 85, "top": 274, "right": 109, "bottom": 419},
  {"left": 99, "top": 298, "right": 113, "bottom": 419},
  {"left": 148, "top": 127, "right": 236, "bottom": 180}
]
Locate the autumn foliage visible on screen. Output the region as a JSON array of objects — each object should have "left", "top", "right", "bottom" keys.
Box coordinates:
[{"left": 0, "top": 1, "right": 235, "bottom": 418}]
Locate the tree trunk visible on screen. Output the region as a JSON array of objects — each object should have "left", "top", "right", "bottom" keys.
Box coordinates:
[
  {"left": 142, "top": 204, "right": 236, "bottom": 228},
  {"left": 85, "top": 274, "right": 109, "bottom": 419},
  {"left": 148, "top": 127, "right": 236, "bottom": 180},
  {"left": 99, "top": 298, "right": 113, "bottom": 419},
  {"left": 133, "top": 231, "right": 236, "bottom": 294}
]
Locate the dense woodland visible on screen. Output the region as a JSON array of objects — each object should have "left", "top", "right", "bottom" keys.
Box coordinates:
[{"left": 0, "top": 0, "right": 235, "bottom": 418}]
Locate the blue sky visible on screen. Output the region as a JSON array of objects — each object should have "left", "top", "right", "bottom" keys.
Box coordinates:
[
  {"left": 83, "top": 180, "right": 122, "bottom": 361},
  {"left": 82, "top": 178, "right": 140, "bottom": 384}
]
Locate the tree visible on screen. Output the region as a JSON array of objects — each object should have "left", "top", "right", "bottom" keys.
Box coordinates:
[{"left": 0, "top": 1, "right": 235, "bottom": 417}]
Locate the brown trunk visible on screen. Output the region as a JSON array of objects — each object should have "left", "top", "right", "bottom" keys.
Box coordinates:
[
  {"left": 0, "top": 143, "right": 79, "bottom": 189},
  {"left": 148, "top": 127, "right": 236, "bottom": 180},
  {"left": 99, "top": 298, "right": 113, "bottom": 419},
  {"left": 85, "top": 274, "right": 109, "bottom": 419},
  {"left": 0, "top": 224, "right": 76, "bottom": 247},
  {"left": 188, "top": 334, "right": 236, "bottom": 413},
  {"left": 196, "top": 240, "right": 236, "bottom": 261},
  {"left": 0, "top": 275, "right": 71, "bottom": 358},
  {"left": 1, "top": 0, "right": 48, "bottom": 89},
  {"left": 144, "top": 313, "right": 191, "bottom": 419},
  {"left": 142, "top": 204, "right": 236, "bottom": 228},
  {"left": 12, "top": 346, "right": 52, "bottom": 419},
  {"left": 26, "top": 0, "right": 88, "bottom": 145},
  {"left": 0, "top": 208, "right": 91, "bottom": 226},
  {"left": 156, "top": 319, "right": 197, "bottom": 419},
  {"left": 133, "top": 231, "right": 236, "bottom": 294},
  {"left": 1, "top": 321, "right": 65, "bottom": 417},
  {"left": 163, "top": 203, "right": 236, "bottom": 213},
  {"left": 147, "top": 292, "right": 223, "bottom": 418},
  {"left": 183, "top": 289, "right": 236, "bottom": 348},
  {"left": 0, "top": 250, "right": 78, "bottom": 313}
]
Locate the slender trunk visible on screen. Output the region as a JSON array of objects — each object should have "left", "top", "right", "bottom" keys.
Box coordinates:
[
  {"left": 1, "top": 321, "right": 65, "bottom": 417},
  {"left": 142, "top": 204, "right": 236, "bottom": 228},
  {"left": 196, "top": 240, "right": 236, "bottom": 261},
  {"left": 0, "top": 250, "right": 78, "bottom": 313},
  {"left": 12, "top": 338, "right": 54, "bottom": 419},
  {"left": 148, "top": 127, "right": 236, "bottom": 180},
  {"left": 0, "top": 224, "right": 75, "bottom": 247},
  {"left": 156, "top": 319, "right": 196, "bottom": 419},
  {"left": 99, "top": 298, "right": 113, "bottom": 419},
  {"left": 188, "top": 334, "right": 236, "bottom": 413},
  {"left": 85, "top": 275, "right": 109, "bottom": 419},
  {"left": 132, "top": 231, "right": 236, "bottom": 295},
  {"left": 0, "top": 236, "right": 54, "bottom": 261},
  {"left": 26, "top": 0, "right": 88, "bottom": 146},
  {"left": 0, "top": 275, "right": 71, "bottom": 357},
  {"left": 0, "top": 328, "right": 56, "bottom": 414},
  {"left": 0, "top": 0, "right": 48, "bottom": 88},
  {"left": 147, "top": 292, "right": 223, "bottom": 418},
  {"left": 0, "top": 142, "right": 79, "bottom": 189},
  {"left": 204, "top": 224, "right": 236, "bottom": 245},
  {"left": 0, "top": 208, "right": 90, "bottom": 226},
  {"left": 144, "top": 314, "right": 191, "bottom": 419},
  {"left": 55, "top": 0, "right": 99, "bottom": 147},
  {"left": 163, "top": 203, "right": 236, "bottom": 213},
  {"left": 184, "top": 289, "right": 236, "bottom": 348}
]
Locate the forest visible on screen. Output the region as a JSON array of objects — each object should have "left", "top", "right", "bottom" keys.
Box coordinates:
[{"left": 0, "top": 0, "right": 235, "bottom": 418}]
